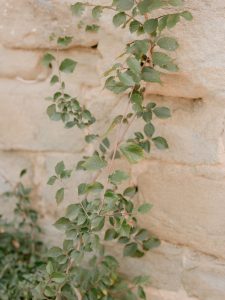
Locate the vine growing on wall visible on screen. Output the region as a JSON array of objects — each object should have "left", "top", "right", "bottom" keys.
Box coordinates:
[{"left": 37, "top": 1, "right": 192, "bottom": 299}]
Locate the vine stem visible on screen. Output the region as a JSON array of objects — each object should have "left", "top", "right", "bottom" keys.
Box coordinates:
[
  {"left": 90, "top": 90, "right": 135, "bottom": 188},
  {"left": 56, "top": 47, "right": 65, "bottom": 97},
  {"left": 83, "top": 2, "right": 143, "bottom": 25},
  {"left": 107, "top": 97, "right": 131, "bottom": 176}
]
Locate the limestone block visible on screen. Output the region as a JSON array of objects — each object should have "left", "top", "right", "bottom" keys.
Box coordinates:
[
  {"left": 146, "top": 95, "right": 225, "bottom": 165},
  {"left": 133, "top": 160, "right": 225, "bottom": 259},
  {"left": 146, "top": 288, "right": 198, "bottom": 300},
  {"left": 182, "top": 249, "right": 225, "bottom": 300},
  {"left": 110, "top": 240, "right": 225, "bottom": 299},
  {"left": 1, "top": 0, "right": 225, "bottom": 99},
  {"left": 0, "top": 0, "right": 98, "bottom": 49},
  {"left": 0, "top": 79, "right": 81, "bottom": 152},
  {"left": 108, "top": 241, "right": 183, "bottom": 291},
  {"left": 0, "top": 45, "right": 49, "bottom": 80}
]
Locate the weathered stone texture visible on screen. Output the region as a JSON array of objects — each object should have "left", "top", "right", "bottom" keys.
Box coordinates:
[{"left": 0, "top": 0, "right": 225, "bottom": 299}]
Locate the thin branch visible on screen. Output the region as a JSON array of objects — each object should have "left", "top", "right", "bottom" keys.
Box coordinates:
[{"left": 83, "top": 2, "right": 143, "bottom": 25}]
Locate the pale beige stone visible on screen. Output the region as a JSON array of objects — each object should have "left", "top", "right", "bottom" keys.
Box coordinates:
[
  {"left": 146, "top": 287, "right": 198, "bottom": 300},
  {"left": 133, "top": 160, "right": 225, "bottom": 259},
  {"left": 182, "top": 249, "right": 225, "bottom": 300}
]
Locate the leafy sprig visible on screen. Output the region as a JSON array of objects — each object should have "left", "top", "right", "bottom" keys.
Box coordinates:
[{"left": 38, "top": 1, "right": 192, "bottom": 299}]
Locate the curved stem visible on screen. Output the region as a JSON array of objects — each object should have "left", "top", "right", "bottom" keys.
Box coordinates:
[{"left": 83, "top": 2, "right": 143, "bottom": 25}]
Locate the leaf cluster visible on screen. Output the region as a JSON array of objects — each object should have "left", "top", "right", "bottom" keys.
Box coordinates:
[
  {"left": 38, "top": 1, "right": 193, "bottom": 299},
  {"left": 0, "top": 171, "right": 46, "bottom": 300}
]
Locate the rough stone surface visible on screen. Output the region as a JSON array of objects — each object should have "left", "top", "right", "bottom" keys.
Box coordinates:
[
  {"left": 0, "top": 0, "right": 225, "bottom": 299},
  {"left": 133, "top": 160, "right": 225, "bottom": 259}
]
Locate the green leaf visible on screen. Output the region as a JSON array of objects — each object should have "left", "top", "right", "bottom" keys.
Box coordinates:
[
  {"left": 104, "top": 228, "right": 118, "bottom": 241},
  {"left": 166, "top": 14, "right": 180, "bottom": 29},
  {"left": 123, "top": 186, "right": 137, "bottom": 198},
  {"left": 92, "top": 6, "right": 103, "bottom": 19},
  {"left": 152, "top": 52, "right": 172, "bottom": 68},
  {"left": 152, "top": 137, "right": 169, "bottom": 149},
  {"left": 131, "top": 91, "right": 143, "bottom": 105},
  {"left": 158, "top": 16, "right": 168, "bottom": 32},
  {"left": 118, "top": 71, "right": 136, "bottom": 86},
  {"left": 55, "top": 188, "right": 64, "bottom": 205},
  {"left": 55, "top": 161, "right": 65, "bottom": 175},
  {"left": 44, "top": 287, "right": 55, "bottom": 297},
  {"left": 139, "top": 140, "right": 151, "bottom": 153},
  {"left": 123, "top": 242, "right": 138, "bottom": 257},
  {"left": 59, "top": 58, "right": 77, "bottom": 73},
  {"left": 63, "top": 239, "right": 74, "bottom": 251},
  {"left": 157, "top": 37, "right": 179, "bottom": 51},
  {"left": 143, "top": 237, "right": 160, "bottom": 250},
  {"left": 138, "top": 0, "right": 164, "bottom": 14},
  {"left": 143, "top": 111, "right": 152, "bottom": 122},
  {"left": 120, "top": 223, "right": 131, "bottom": 237},
  {"left": 141, "top": 67, "right": 161, "bottom": 83},
  {"left": 48, "top": 247, "right": 63, "bottom": 257},
  {"left": 47, "top": 104, "right": 61, "bottom": 121},
  {"left": 120, "top": 143, "right": 144, "bottom": 164},
  {"left": 91, "top": 216, "right": 105, "bottom": 231},
  {"left": 66, "top": 204, "right": 81, "bottom": 220},
  {"left": 46, "top": 261, "right": 54, "bottom": 275},
  {"left": 50, "top": 75, "right": 59, "bottom": 85},
  {"left": 85, "top": 134, "right": 98, "bottom": 143},
  {"left": 83, "top": 155, "right": 107, "bottom": 171},
  {"left": 77, "top": 213, "right": 87, "bottom": 226},
  {"left": 147, "top": 102, "right": 156, "bottom": 109},
  {"left": 118, "top": 236, "right": 130, "bottom": 244},
  {"left": 113, "top": 12, "right": 126, "bottom": 27},
  {"left": 127, "top": 40, "right": 149, "bottom": 58},
  {"left": 116, "top": 0, "right": 134, "bottom": 11},
  {"left": 163, "top": 61, "right": 179, "bottom": 72},
  {"left": 47, "top": 175, "right": 57, "bottom": 185},
  {"left": 78, "top": 183, "right": 88, "bottom": 195},
  {"left": 71, "top": 250, "right": 83, "bottom": 262},
  {"left": 109, "top": 170, "right": 129, "bottom": 184},
  {"left": 138, "top": 203, "right": 153, "bottom": 214},
  {"left": 135, "top": 229, "right": 149, "bottom": 241},
  {"left": 126, "top": 57, "right": 141, "bottom": 74},
  {"left": 169, "top": 0, "right": 183, "bottom": 6},
  {"left": 144, "top": 123, "right": 155, "bottom": 137},
  {"left": 57, "top": 255, "right": 67, "bottom": 265},
  {"left": 54, "top": 217, "right": 70, "bottom": 231},
  {"left": 143, "top": 19, "right": 158, "bottom": 34},
  {"left": 71, "top": 2, "right": 85, "bottom": 16},
  {"left": 51, "top": 272, "right": 66, "bottom": 283},
  {"left": 129, "top": 20, "right": 141, "bottom": 33},
  {"left": 102, "top": 137, "right": 110, "bottom": 148},
  {"left": 42, "top": 53, "right": 55, "bottom": 67},
  {"left": 57, "top": 36, "right": 73, "bottom": 47},
  {"left": 19, "top": 168, "right": 27, "bottom": 178},
  {"left": 85, "top": 24, "right": 100, "bottom": 32},
  {"left": 180, "top": 11, "right": 193, "bottom": 21},
  {"left": 105, "top": 76, "right": 128, "bottom": 94},
  {"left": 138, "top": 286, "right": 146, "bottom": 299},
  {"left": 153, "top": 107, "right": 171, "bottom": 119},
  {"left": 88, "top": 182, "right": 104, "bottom": 193}
]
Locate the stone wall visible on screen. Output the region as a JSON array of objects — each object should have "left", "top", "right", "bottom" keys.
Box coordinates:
[{"left": 0, "top": 0, "right": 225, "bottom": 299}]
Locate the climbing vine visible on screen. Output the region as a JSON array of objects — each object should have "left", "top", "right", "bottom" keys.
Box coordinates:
[{"left": 37, "top": 1, "right": 192, "bottom": 299}]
